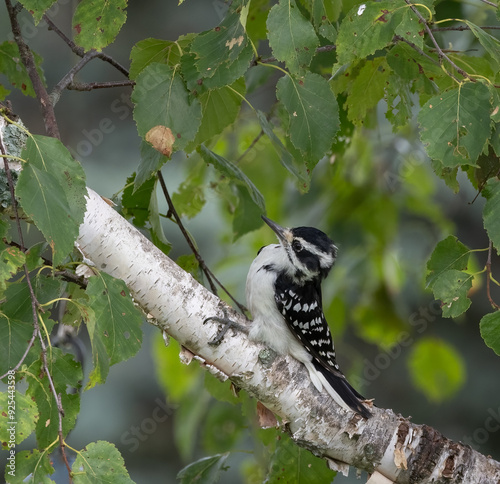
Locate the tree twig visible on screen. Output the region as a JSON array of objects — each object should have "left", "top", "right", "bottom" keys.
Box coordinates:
[
  {"left": 431, "top": 25, "right": 500, "bottom": 32},
  {"left": 478, "top": 0, "right": 497, "bottom": 7},
  {"left": 51, "top": 51, "right": 101, "bottom": 106},
  {"left": 404, "top": 0, "right": 474, "bottom": 82},
  {"left": 486, "top": 239, "right": 500, "bottom": 310},
  {"left": 5, "top": 0, "right": 60, "bottom": 138},
  {"left": 157, "top": 171, "right": 247, "bottom": 313},
  {"left": 43, "top": 14, "right": 129, "bottom": 77},
  {"left": 66, "top": 80, "right": 136, "bottom": 91},
  {"left": 393, "top": 35, "right": 463, "bottom": 84},
  {"left": 252, "top": 44, "right": 336, "bottom": 66}
]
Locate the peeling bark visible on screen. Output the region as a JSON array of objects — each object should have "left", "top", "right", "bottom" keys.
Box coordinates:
[{"left": 75, "top": 188, "right": 500, "bottom": 483}]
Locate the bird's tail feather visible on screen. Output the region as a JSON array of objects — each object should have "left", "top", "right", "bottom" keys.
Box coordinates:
[{"left": 314, "top": 361, "right": 372, "bottom": 418}]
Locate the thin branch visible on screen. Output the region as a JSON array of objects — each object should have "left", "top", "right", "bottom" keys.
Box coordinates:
[
  {"left": 5, "top": 240, "right": 88, "bottom": 289},
  {"left": 431, "top": 25, "right": 500, "bottom": 32},
  {"left": 236, "top": 130, "right": 265, "bottom": 163},
  {"left": 479, "top": 0, "right": 497, "bottom": 7},
  {"left": 486, "top": 239, "right": 500, "bottom": 310},
  {"left": 66, "top": 80, "right": 136, "bottom": 91},
  {"left": 393, "top": 35, "right": 463, "bottom": 84},
  {"left": 43, "top": 14, "right": 129, "bottom": 77},
  {"left": 252, "top": 44, "right": 336, "bottom": 66},
  {"left": 51, "top": 51, "right": 101, "bottom": 106},
  {"left": 404, "top": 0, "right": 474, "bottom": 82},
  {"left": 5, "top": 0, "right": 60, "bottom": 138},
  {"left": 393, "top": 35, "right": 440, "bottom": 67},
  {"left": 36, "top": 321, "right": 73, "bottom": 480},
  {"left": 157, "top": 171, "right": 247, "bottom": 313}
]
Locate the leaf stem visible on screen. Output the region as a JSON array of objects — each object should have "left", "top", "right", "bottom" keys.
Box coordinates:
[{"left": 256, "top": 60, "right": 290, "bottom": 77}]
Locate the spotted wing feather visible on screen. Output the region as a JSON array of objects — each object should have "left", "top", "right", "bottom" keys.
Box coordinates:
[
  {"left": 274, "top": 274, "right": 369, "bottom": 416},
  {"left": 274, "top": 275, "right": 340, "bottom": 371}
]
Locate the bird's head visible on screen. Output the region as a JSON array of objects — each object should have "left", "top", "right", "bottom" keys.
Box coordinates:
[{"left": 262, "top": 216, "right": 337, "bottom": 282}]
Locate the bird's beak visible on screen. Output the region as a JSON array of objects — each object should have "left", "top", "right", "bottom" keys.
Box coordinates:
[{"left": 261, "top": 216, "right": 291, "bottom": 245}]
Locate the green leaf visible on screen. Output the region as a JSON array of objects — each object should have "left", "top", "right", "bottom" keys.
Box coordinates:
[
  {"left": 153, "top": 334, "right": 199, "bottom": 403},
  {"left": 26, "top": 348, "right": 82, "bottom": 448},
  {"left": 148, "top": 179, "right": 171, "bottom": 255},
  {"left": 19, "top": 0, "right": 57, "bottom": 23},
  {"left": 267, "top": 0, "right": 319, "bottom": 74},
  {"left": 135, "top": 140, "right": 167, "bottom": 190},
  {"left": 464, "top": 21, "right": 500, "bottom": 71},
  {"left": 386, "top": 43, "right": 420, "bottom": 80},
  {"left": 393, "top": 4, "right": 426, "bottom": 49},
  {"left": 346, "top": 58, "right": 390, "bottom": 125},
  {"left": 171, "top": 168, "right": 206, "bottom": 219},
  {"left": 25, "top": 242, "right": 45, "bottom": 271},
  {"left": 202, "top": 402, "right": 245, "bottom": 454},
  {"left": 0, "top": 316, "right": 34, "bottom": 377},
  {"left": 480, "top": 311, "right": 500, "bottom": 356},
  {"left": 491, "top": 122, "right": 500, "bottom": 157},
  {"left": 204, "top": 372, "right": 239, "bottom": 405},
  {"left": 129, "top": 35, "right": 195, "bottom": 79},
  {"left": 418, "top": 82, "right": 492, "bottom": 168},
  {"left": 0, "top": 246, "right": 25, "bottom": 291},
  {"left": 336, "top": 1, "right": 411, "bottom": 66},
  {"left": 86, "top": 272, "right": 143, "bottom": 369},
  {"left": 0, "top": 390, "right": 38, "bottom": 445},
  {"left": 199, "top": 145, "right": 265, "bottom": 212},
  {"left": 177, "top": 453, "right": 230, "bottom": 484},
  {"left": 188, "top": 77, "right": 245, "bottom": 149},
  {"left": 0, "top": 83, "right": 10, "bottom": 100},
  {"left": 6, "top": 449, "right": 55, "bottom": 484},
  {"left": 72, "top": 441, "right": 135, "bottom": 484},
  {"left": 266, "top": 432, "right": 336, "bottom": 483},
  {"left": 176, "top": 254, "right": 202, "bottom": 281},
  {"left": 408, "top": 337, "right": 465, "bottom": 402},
  {"left": 483, "top": 178, "right": 500, "bottom": 253},
  {"left": 432, "top": 269, "right": 473, "bottom": 318},
  {"left": 83, "top": 303, "right": 109, "bottom": 389},
  {"left": 255, "top": 110, "right": 309, "bottom": 190},
  {"left": 0, "top": 41, "right": 45, "bottom": 97},
  {"left": 0, "top": 276, "right": 63, "bottom": 376},
  {"left": 386, "top": 73, "right": 414, "bottom": 129},
  {"left": 426, "top": 236, "right": 470, "bottom": 288},
  {"left": 73, "top": 0, "right": 128, "bottom": 51},
  {"left": 132, "top": 63, "right": 202, "bottom": 152},
  {"left": 121, "top": 174, "right": 155, "bottom": 227},
  {"left": 233, "top": 184, "right": 264, "bottom": 239},
  {"left": 16, "top": 135, "right": 87, "bottom": 266},
  {"left": 276, "top": 72, "right": 339, "bottom": 162},
  {"left": 190, "top": 9, "right": 253, "bottom": 87}
]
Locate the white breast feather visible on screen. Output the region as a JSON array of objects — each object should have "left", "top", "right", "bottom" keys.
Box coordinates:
[{"left": 245, "top": 245, "right": 325, "bottom": 393}]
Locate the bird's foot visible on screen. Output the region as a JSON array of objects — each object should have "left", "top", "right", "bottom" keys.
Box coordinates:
[{"left": 203, "top": 310, "right": 249, "bottom": 346}]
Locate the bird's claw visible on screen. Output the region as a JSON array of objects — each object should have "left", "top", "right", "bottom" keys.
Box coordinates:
[{"left": 204, "top": 311, "right": 248, "bottom": 346}]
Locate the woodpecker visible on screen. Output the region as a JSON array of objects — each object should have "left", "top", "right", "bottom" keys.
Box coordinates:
[
  {"left": 244, "top": 216, "right": 371, "bottom": 418},
  {"left": 206, "top": 216, "right": 371, "bottom": 418}
]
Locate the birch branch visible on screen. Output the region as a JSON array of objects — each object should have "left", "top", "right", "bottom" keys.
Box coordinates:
[{"left": 76, "top": 188, "right": 500, "bottom": 484}]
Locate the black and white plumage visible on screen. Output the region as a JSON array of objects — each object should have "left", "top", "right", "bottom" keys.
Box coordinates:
[{"left": 246, "top": 216, "right": 371, "bottom": 418}]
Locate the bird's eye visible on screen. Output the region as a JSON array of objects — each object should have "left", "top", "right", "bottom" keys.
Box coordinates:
[{"left": 292, "top": 240, "right": 303, "bottom": 252}]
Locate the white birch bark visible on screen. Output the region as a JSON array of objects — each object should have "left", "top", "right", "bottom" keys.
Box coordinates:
[{"left": 76, "top": 188, "right": 500, "bottom": 484}]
